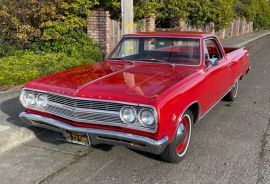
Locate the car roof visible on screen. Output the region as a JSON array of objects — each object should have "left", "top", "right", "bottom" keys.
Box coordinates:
[{"left": 124, "top": 32, "right": 214, "bottom": 39}]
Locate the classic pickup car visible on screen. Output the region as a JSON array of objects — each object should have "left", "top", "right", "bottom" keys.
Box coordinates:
[{"left": 19, "top": 32, "right": 250, "bottom": 163}]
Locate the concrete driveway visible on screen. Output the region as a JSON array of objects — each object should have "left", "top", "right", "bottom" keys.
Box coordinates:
[{"left": 0, "top": 35, "right": 269, "bottom": 184}]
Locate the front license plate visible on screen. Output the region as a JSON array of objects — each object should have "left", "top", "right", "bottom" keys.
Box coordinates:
[{"left": 65, "top": 131, "right": 90, "bottom": 146}]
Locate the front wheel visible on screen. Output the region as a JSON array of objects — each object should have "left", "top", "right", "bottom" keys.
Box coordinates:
[
  {"left": 223, "top": 80, "right": 239, "bottom": 101},
  {"left": 160, "top": 110, "right": 193, "bottom": 163}
]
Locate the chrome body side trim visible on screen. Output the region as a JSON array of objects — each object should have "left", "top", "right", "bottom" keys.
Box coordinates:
[{"left": 19, "top": 112, "right": 168, "bottom": 155}]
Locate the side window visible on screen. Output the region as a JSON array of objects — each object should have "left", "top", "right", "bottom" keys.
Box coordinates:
[{"left": 204, "top": 39, "right": 222, "bottom": 60}]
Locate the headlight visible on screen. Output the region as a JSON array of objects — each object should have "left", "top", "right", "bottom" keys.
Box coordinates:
[
  {"left": 120, "top": 107, "right": 136, "bottom": 124},
  {"left": 19, "top": 90, "right": 26, "bottom": 107},
  {"left": 25, "top": 92, "right": 36, "bottom": 106},
  {"left": 36, "top": 94, "right": 48, "bottom": 108},
  {"left": 139, "top": 109, "right": 155, "bottom": 126}
]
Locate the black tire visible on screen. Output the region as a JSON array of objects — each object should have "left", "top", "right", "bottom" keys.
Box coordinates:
[
  {"left": 223, "top": 80, "right": 239, "bottom": 102},
  {"left": 160, "top": 110, "right": 193, "bottom": 163}
]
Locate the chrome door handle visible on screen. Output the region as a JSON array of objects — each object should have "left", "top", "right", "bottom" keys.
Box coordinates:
[{"left": 226, "top": 63, "right": 232, "bottom": 69}]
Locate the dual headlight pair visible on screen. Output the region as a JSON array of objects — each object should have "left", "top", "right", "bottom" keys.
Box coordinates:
[
  {"left": 120, "top": 106, "right": 155, "bottom": 127},
  {"left": 20, "top": 91, "right": 48, "bottom": 109}
]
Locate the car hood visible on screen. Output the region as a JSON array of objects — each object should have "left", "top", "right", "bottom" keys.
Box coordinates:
[{"left": 25, "top": 61, "right": 199, "bottom": 103}]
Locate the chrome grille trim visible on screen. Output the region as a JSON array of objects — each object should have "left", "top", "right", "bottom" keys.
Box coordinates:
[
  {"left": 48, "top": 102, "right": 120, "bottom": 115},
  {"left": 46, "top": 105, "right": 123, "bottom": 125},
  {"left": 22, "top": 88, "right": 158, "bottom": 133}
]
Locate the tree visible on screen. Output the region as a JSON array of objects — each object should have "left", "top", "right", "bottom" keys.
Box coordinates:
[
  {"left": 156, "top": 0, "right": 189, "bottom": 28},
  {"left": 208, "top": 0, "right": 235, "bottom": 29},
  {"left": 134, "top": 0, "right": 163, "bottom": 21},
  {"left": 253, "top": 0, "right": 270, "bottom": 29},
  {"left": 186, "top": 0, "right": 234, "bottom": 30},
  {"left": 0, "top": 0, "right": 98, "bottom": 46},
  {"left": 186, "top": 0, "right": 212, "bottom": 28},
  {"left": 98, "top": 0, "right": 121, "bottom": 20},
  {"left": 98, "top": 0, "right": 163, "bottom": 21},
  {"left": 234, "top": 0, "right": 270, "bottom": 29}
]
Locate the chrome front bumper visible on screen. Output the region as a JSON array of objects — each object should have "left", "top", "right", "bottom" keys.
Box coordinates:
[{"left": 19, "top": 112, "right": 168, "bottom": 155}]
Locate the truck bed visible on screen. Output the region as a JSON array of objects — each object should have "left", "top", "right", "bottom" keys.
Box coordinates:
[{"left": 223, "top": 47, "right": 241, "bottom": 54}]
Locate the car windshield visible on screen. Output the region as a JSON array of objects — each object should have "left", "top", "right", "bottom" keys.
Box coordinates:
[{"left": 108, "top": 37, "right": 201, "bottom": 66}]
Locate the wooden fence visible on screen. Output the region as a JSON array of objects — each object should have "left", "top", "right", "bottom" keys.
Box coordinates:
[
  {"left": 109, "top": 20, "right": 121, "bottom": 51},
  {"left": 88, "top": 9, "right": 254, "bottom": 53},
  {"left": 108, "top": 18, "right": 253, "bottom": 51},
  {"left": 156, "top": 18, "right": 253, "bottom": 39},
  {"left": 109, "top": 20, "right": 145, "bottom": 50}
]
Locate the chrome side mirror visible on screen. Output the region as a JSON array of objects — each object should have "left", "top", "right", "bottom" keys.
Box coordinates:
[{"left": 205, "top": 58, "right": 219, "bottom": 68}]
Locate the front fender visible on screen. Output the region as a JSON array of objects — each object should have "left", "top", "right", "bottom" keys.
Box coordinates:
[{"left": 157, "top": 97, "right": 200, "bottom": 142}]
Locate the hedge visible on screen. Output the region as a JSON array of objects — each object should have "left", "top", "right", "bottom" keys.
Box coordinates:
[{"left": 0, "top": 51, "right": 97, "bottom": 87}]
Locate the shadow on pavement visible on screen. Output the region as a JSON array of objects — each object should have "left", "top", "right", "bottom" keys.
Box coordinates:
[
  {"left": 1, "top": 96, "right": 24, "bottom": 126},
  {"left": 0, "top": 96, "right": 126, "bottom": 153},
  {"left": 0, "top": 96, "right": 64, "bottom": 146},
  {"left": 129, "top": 149, "right": 164, "bottom": 162}
]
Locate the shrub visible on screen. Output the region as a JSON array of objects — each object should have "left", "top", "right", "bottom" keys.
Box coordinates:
[
  {"left": 156, "top": 0, "right": 189, "bottom": 28},
  {"left": 29, "top": 31, "right": 103, "bottom": 59},
  {"left": 0, "top": 0, "right": 98, "bottom": 46},
  {"left": 0, "top": 38, "right": 20, "bottom": 57},
  {"left": 234, "top": 0, "right": 270, "bottom": 29},
  {"left": 0, "top": 51, "right": 96, "bottom": 87},
  {"left": 0, "top": 0, "right": 103, "bottom": 88}
]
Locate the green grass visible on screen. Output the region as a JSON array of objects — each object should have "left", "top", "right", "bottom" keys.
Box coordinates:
[{"left": 0, "top": 51, "right": 95, "bottom": 87}]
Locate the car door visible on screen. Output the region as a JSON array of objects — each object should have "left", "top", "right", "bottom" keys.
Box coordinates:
[{"left": 200, "top": 38, "right": 232, "bottom": 111}]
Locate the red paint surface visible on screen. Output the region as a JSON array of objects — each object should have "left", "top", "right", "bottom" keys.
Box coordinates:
[{"left": 23, "top": 33, "right": 250, "bottom": 141}]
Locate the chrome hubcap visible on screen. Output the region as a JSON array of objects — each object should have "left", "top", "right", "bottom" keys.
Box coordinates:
[
  {"left": 176, "top": 115, "right": 191, "bottom": 157},
  {"left": 175, "top": 123, "right": 186, "bottom": 146},
  {"left": 232, "top": 80, "right": 238, "bottom": 98}
]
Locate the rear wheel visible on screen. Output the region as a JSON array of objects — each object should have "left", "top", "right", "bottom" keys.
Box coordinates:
[
  {"left": 224, "top": 80, "right": 239, "bottom": 101},
  {"left": 160, "top": 110, "right": 193, "bottom": 163}
]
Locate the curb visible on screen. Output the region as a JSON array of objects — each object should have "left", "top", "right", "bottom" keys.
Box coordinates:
[
  {"left": 0, "top": 128, "right": 37, "bottom": 154},
  {"left": 0, "top": 85, "right": 22, "bottom": 95},
  {"left": 232, "top": 31, "right": 270, "bottom": 47},
  {"left": 0, "top": 125, "right": 48, "bottom": 154}
]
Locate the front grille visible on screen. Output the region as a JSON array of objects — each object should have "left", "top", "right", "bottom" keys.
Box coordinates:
[
  {"left": 48, "top": 94, "right": 137, "bottom": 112},
  {"left": 46, "top": 104, "right": 122, "bottom": 124},
  {"left": 24, "top": 89, "right": 156, "bottom": 132}
]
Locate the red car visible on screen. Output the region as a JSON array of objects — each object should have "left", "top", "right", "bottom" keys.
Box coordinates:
[{"left": 19, "top": 32, "right": 250, "bottom": 163}]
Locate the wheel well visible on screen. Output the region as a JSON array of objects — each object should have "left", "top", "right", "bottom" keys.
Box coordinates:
[
  {"left": 246, "top": 67, "right": 250, "bottom": 74},
  {"left": 187, "top": 103, "right": 200, "bottom": 123},
  {"left": 240, "top": 75, "right": 244, "bottom": 80}
]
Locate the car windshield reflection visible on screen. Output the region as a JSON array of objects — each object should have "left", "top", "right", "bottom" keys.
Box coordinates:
[{"left": 108, "top": 37, "right": 201, "bottom": 66}]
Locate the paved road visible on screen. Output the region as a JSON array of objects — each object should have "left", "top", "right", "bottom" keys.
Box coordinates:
[{"left": 0, "top": 36, "right": 269, "bottom": 184}]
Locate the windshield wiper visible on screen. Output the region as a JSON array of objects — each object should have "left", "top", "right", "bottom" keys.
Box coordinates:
[
  {"left": 110, "top": 57, "right": 126, "bottom": 60},
  {"left": 140, "top": 58, "right": 166, "bottom": 62},
  {"left": 109, "top": 57, "right": 134, "bottom": 64},
  {"left": 139, "top": 58, "right": 174, "bottom": 65}
]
